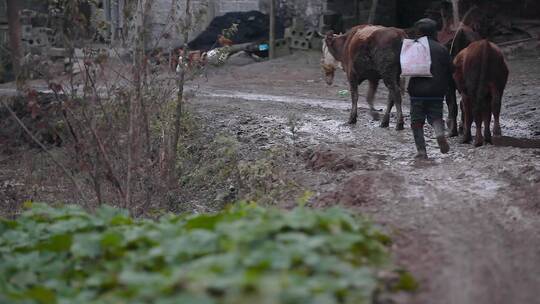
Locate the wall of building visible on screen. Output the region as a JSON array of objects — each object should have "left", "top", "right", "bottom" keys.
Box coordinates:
[
  {"left": 124, "top": 0, "right": 398, "bottom": 50},
  {"left": 257, "top": 0, "right": 325, "bottom": 28},
  {"left": 219, "top": 0, "right": 260, "bottom": 13},
  {"left": 258, "top": 0, "right": 397, "bottom": 32},
  {"left": 147, "top": 0, "right": 262, "bottom": 49}
]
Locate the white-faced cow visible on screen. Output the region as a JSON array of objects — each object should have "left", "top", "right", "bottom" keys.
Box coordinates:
[{"left": 323, "top": 25, "right": 407, "bottom": 130}]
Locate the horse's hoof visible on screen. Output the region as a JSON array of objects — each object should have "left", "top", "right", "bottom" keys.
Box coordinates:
[
  {"left": 395, "top": 122, "right": 405, "bottom": 131},
  {"left": 461, "top": 136, "right": 471, "bottom": 144},
  {"left": 348, "top": 118, "right": 357, "bottom": 125},
  {"left": 474, "top": 140, "right": 484, "bottom": 147},
  {"left": 448, "top": 129, "right": 459, "bottom": 138}
]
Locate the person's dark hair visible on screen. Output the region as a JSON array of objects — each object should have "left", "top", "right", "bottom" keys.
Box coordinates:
[{"left": 415, "top": 18, "right": 438, "bottom": 39}]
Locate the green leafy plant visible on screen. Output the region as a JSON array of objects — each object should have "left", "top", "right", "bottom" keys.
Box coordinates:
[{"left": 0, "top": 203, "right": 412, "bottom": 303}]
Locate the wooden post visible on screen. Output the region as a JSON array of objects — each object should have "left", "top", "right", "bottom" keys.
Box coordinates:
[
  {"left": 6, "top": 0, "right": 22, "bottom": 77},
  {"left": 269, "top": 0, "right": 276, "bottom": 59},
  {"left": 368, "top": 0, "right": 379, "bottom": 24}
]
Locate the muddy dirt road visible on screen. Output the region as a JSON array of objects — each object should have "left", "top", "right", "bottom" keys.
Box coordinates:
[{"left": 188, "top": 51, "right": 540, "bottom": 304}]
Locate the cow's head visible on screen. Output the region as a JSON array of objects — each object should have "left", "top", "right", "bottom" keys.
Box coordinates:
[{"left": 321, "top": 31, "right": 344, "bottom": 85}]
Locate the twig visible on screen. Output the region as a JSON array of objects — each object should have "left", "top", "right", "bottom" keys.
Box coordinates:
[
  {"left": 498, "top": 38, "right": 536, "bottom": 47},
  {"left": 1, "top": 98, "right": 89, "bottom": 203}
]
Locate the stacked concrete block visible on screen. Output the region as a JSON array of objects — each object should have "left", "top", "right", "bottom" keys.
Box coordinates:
[
  {"left": 274, "top": 38, "right": 291, "bottom": 57},
  {"left": 18, "top": 9, "right": 64, "bottom": 58},
  {"left": 285, "top": 18, "right": 320, "bottom": 50}
]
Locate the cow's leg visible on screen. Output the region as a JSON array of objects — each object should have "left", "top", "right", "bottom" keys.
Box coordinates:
[
  {"left": 483, "top": 108, "right": 493, "bottom": 144},
  {"left": 367, "top": 79, "right": 380, "bottom": 121},
  {"left": 459, "top": 99, "right": 465, "bottom": 134},
  {"left": 400, "top": 77, "right": 407, "bottom": 98},
  {"left": 380, "top": 93, "right": 393, "bottom": 128},
  {"left": 381, "top": 77, "right": 404, "bottom": 130},
  {"left": 461, "top": 96, "right": 473, "bottom": 144},
  {"left": 474, "top": 111, "right": 484, "bottom": 147},
  {"left": 446, "top": 80, "right": 459, "bottom": 137},
  {"left": 491, "top": 87, "right": 503, "bottom": 137},
  {"left": 393, "top": 80, "right": 405, "bottom": 131},
  {"left": 348, "top": 80, "right": 359, "bottom": 124}
]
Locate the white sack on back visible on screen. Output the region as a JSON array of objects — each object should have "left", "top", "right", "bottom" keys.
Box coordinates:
[{"left": 400, "top": 37, "right": 432, "bottom": 77}]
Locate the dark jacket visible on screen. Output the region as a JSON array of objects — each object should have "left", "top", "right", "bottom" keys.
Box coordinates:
[{"left": 407, "top": 38, "right": 453, "bottom": 98}]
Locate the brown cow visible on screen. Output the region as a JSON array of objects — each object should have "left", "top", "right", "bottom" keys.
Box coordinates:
[
  {"left": 453, "top": 39, "right": 509, "bottom": 146},
  {"left": 443, "top": 25, "right": 481, "bottom": 137},
  {"left": 324, "top": 25, "right": 407, "bottom": 129}
]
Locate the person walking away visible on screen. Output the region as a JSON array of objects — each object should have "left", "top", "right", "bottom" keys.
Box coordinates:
[{"left": 408, "top": 18, "right": 451, "bottom": 159}]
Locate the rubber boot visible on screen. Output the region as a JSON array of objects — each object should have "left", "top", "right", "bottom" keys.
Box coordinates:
[
  {"left": 433, "top": 120, "right": 450, "bottom": 154},
  {"left": 412, "top": 127, "right": 428, "bottom": 159}
]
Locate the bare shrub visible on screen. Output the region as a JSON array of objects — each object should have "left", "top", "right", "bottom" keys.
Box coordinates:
[{"left": 2, "top": 0, "right": 214, "bottom": 214}]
